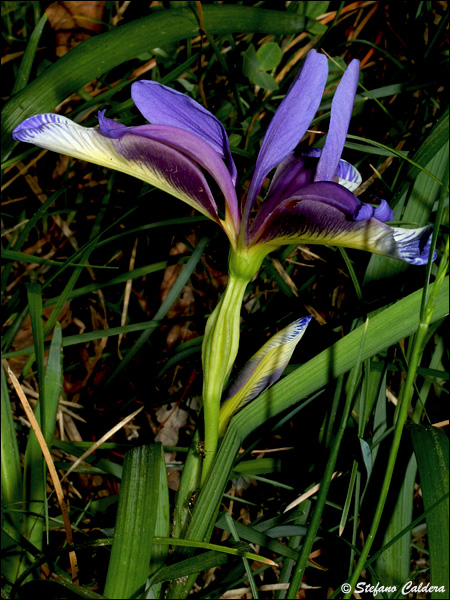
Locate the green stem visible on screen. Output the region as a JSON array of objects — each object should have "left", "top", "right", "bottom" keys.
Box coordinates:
[
  {"left": 201, "top": 246, "right": 268, "bottom": 483},
  {"left": 201, "top": 271, "right": 251, "bottom": 483}
]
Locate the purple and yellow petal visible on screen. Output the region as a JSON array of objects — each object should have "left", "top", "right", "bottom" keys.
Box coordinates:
[
  {"left": 218, "top": 316, "right": 312, "bottom": 436},
  {"left": 251, "top": 196, "right": 433, "bottom": 266},
  {"left": 98, "top": 113, "right": 241, "bottom": 236},
  {"left": 131, "top": 80, "right": 238, "bottom": 185},
  {"left": 12, "top": 113, "right": 222, "bottom": 225}
]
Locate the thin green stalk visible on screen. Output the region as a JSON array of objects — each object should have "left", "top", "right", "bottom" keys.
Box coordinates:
[
  {"left": 201, "top": 245, "right": 267, "bottom": 482},
  {"left": 344, "top": 240, "right": 449, "bottom": 597},
  {"left": 201, "top": 271, "right": 250, "bottom": 482}
]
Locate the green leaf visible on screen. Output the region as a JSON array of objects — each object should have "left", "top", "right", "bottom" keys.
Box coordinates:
[
  {"left": 304, "top": 1, "right": 330, "bottom": 19},
  {"left": 252, "top": 71, "right": 279, "bottom": 91},
  {"left": 149, "top": 447, "right": 171, "bottom": 598},
  {"left": 242, "top": 43, "right": 259, "bottom": 80},
  {"left": 1, "top": 364, "right": 24, "bottom": 582},
  {"left": 409, "top": 424, "right": 449, "bottom": 599},
  {"left": 2, "top": 5, "right": 305, "bottom": 160},
  {"left": 375, "top": 453, "right": 417, "bottom": 587},
  {"left": 11, "top": 13, "right": 47, "bottom": 96},
  {"left": 14, "top": 579, "right": 106, "bottom": 599},
  {"left": 103, "top": 444, "right": 165, "bottom": 599},
  {"left": 256, "top": 42, "right": 282, "bottom": 71}
]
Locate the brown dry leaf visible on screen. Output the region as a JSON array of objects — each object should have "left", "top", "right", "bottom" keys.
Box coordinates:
[
  {"left": 160, "top": 236, "right": 199, "bottom": 348},
  {"left": 46, "top": 1, "right": 106, "bottom": 57},
  {"left": 154, "top": 402, "right": 192, "bottom": 492}
]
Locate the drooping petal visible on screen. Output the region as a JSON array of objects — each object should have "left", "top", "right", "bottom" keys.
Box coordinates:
[
  {"left": 131, "top": 80, "right": 238, "bottom": 185},
  {"left": 218, "top": 316, "right": 312, "bottom": 436},
  {"left": 315, "top": 59, "right": 360, "bottom": 182},
  {"left": 336, "top": 159, "right": 362, "bottom": 192},
  {"left": 243, "top": 50, "right": 329, "bottom": 226},
  {"left": 98, "top": 113, "right": 241, "bottom": 235},
  {"left": 251, "top": 194, "right": 434, "bottom": 266},
  {"left": 251, "top": 181, "right": 363, "bottom": 240},
  {"left": 390, "top": 226, "right": 436, "bottom": 265},
  {"left": 13, "top": 113, "right": 222, "bottom": 225}
]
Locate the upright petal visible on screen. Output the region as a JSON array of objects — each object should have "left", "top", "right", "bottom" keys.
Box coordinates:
[
  {"left": 13, "top": 113, "right": 222, "bottom": 225},
  {"left": 99, "top": 113, "right": 241, "bottom": 236},
  {"left": 251, "top": 193, "right": 434, "bottom": 266},
  {"left": 243, "top": 50, "right": 329, "bottom": 225},
  {"left": 315, "top": 59, "right": 360, "bottom": 182},
  {"left": 131, "top": 80, "right": 238, "bottom": 184},
  {"left": 218, "top": 316, "right": 312, "bottom": 436}
]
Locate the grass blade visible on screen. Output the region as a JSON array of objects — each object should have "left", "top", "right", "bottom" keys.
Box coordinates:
[
  {"left": 409, "top": 424, "right": 449, "bottom": 599},
  {"left": 11, "top": 13, "right": 47, "bottom": 96},
  {"left": 103, "top": 444, "right": 165, "bottom": 599}
]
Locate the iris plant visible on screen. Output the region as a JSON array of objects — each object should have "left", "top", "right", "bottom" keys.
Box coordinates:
[{"left": 13, "top": 49, "right": 434, "bottom": 476}]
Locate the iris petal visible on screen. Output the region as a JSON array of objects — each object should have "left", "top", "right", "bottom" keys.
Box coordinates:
[
  {"left": 374, "top": 199, "right": 394, "bottom": 222},
  {"left": 243, "top": 50, "right": 329, "bottom": 227},
  {"left": 131, "top": 80, "right": 238, "bottom": 185},
  {"left": 218, "top": 316, "right": 312, "bottom": 436},
  {"left": 12, "top": 113, "right": 222, "bottom": 224},
  {"left": 315, "top": 59, "right": 360, "bottom": 182},
  {"left": 336, "top": 159, "right": 362, "bottom": 192},
  {"left": 302, "top": 148, "right": 362, "bottom": 192},
  {"left": 251, "top": 197, "right": 434, "bottom": 265},
  {"left": 98, "top": 113, "right": 240, "bottom": 235}
]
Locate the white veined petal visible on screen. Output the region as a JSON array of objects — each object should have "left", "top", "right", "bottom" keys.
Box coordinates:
[{"left": 337, "top": 159, "right": 362, "bottom": 192}]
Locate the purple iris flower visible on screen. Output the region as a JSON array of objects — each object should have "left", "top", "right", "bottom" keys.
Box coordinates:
[{"left": 12, "top": 49, "right": 434, "bottom": 266}]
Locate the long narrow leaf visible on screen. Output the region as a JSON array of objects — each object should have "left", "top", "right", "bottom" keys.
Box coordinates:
[
  {"left": 2, "top": 6, "right": 305, "bottom": 160},
  {"left": 103, "top": 444, "right": 164, "bottom": 599},
  {"left": 409, "top": 424, "right": 449, "bottom": 599}
]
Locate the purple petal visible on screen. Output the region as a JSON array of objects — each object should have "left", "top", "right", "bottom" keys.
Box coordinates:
[
  {"left": 374, "top": 199, "right": 394, "bottom": 222},
  {"left": 315, "top": 59, "right": 360, "bottom": 182},
  {"left": 13, "top": 113, "right": 222, "bottom": 225},
  {"left": 131, "top": 80, "right": 237, "bottom": 185},
  {"left": 243, "top": 50, "right": 329, "bottom": 227},
  {"left": 251, "top": 153, "right": 317, "bottom": 235},
  {"left": 251, "top": 197, "right": 435, "bottom": 265},
  {"left": 98, "top": 112, "right": 240, "bottom": 233},
  {"left": 355, "top": 199, "right": 394, "bottom": 222},
  {"left": 265, "top": 153, "right": 317, "bottom": 204},
  {"left": 355, "top": 204, "right": 375, "bottom": 220}
]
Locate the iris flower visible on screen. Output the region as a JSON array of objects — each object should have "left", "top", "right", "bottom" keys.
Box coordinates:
[{"left": 12, "top": 49, "right": 434, "bottom": 469}]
